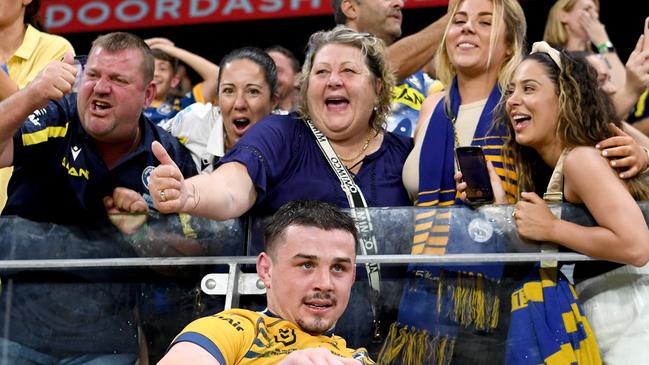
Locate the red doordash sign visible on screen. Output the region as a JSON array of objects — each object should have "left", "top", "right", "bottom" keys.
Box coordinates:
[{"left": 41, "top": 0, "right": 449, "bottom": 33}]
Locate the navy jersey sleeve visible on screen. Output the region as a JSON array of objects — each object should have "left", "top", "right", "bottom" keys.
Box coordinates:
[
  {"left": 217, "top": 114, "right": 298, "bottom": 204},
  {"left": 12, "top": 94, "right": 76, "bottom": 167}
]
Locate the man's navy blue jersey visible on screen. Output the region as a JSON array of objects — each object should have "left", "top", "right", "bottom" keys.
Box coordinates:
[
  {"left": 3, "top": 93, "right": 197, "bottom": 225},
  {"left": 0, "top": 93, "right": 198, "bottom": 357}
]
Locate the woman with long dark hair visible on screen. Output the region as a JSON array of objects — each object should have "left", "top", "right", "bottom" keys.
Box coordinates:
[{"left": 503, "top": 43, "right": 649, "bottom": 363}]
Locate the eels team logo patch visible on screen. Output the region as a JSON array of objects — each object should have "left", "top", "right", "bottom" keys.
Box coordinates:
[
  {"left": 157, "top": 103, "right": 172, "bottom": 116},
  {"left": 467, "top": 218, "right": 493, "bottom": 243},
  {"left": 142, "top": 166, "right": 155, "bottom": 190}
]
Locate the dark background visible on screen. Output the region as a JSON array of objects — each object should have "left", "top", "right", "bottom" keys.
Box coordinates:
[{"left": 56, "top": 0, "right": 646, "bottom": 83}]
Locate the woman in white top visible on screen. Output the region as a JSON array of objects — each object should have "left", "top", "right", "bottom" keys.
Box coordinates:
[{"left": 160, "top": 47, "right": 279, "bottom": 174}]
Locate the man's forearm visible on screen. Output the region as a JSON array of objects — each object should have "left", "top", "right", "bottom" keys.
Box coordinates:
[
  {"left": 387, "top": 12, "right": 450, "bottom": 82},
  {"left": 0, "top": 87, "right": 42, "bottom": 143},
  {"left": 0, "top": 71, "right": 19, "bottom": 101},
  {"left": 613, "top": 86, "right": 641, "bottom": 121},
  {"left": 604, "top": 52, "right": 626, "bottom": 91},
  {"left": 0, "top": 87, "right": 42, "bottom": 167},
  {"left": 159, "top": 45, "right": 219, "bottom": 102}
]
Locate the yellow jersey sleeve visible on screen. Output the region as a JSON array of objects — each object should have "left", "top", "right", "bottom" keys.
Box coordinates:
[{"left": 172, "top": 309, "right": 257, "bottom": 365}]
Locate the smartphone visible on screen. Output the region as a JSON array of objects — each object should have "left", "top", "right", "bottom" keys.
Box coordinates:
[
  {"left": 455, "top": 146, "right": 494, "bottom": 205},
  {"left": 644, "top": 17, "right": 649, "bottom": 51}
]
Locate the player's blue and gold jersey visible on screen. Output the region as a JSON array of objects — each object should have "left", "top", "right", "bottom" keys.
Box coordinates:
[{"left": 172, "top": 308, "right": 374, "bottom": 364}]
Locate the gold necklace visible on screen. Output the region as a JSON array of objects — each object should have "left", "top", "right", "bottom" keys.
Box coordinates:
[{"left": 337, "top": 129, "right": 375, "bottom": 162}]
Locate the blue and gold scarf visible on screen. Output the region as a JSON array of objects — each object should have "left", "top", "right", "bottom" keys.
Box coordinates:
[
  {"left": 506, "top": 267, "right": 601, "bottom": 364},
  {"left": 505, "top": 149, "right": 601, "bottom": 365},
  {"left": 379, "top": 79, "right": 516, "bottom": 365}
]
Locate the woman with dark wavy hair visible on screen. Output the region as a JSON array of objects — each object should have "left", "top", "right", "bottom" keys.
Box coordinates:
[{"left": 501, "top": 42, "right": 649, "bottom": 363}]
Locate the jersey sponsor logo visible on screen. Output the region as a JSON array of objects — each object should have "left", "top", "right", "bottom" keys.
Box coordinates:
[
  {"left": 27, "top": 108, "right": 47, "bottom": 126},
  {"left": 71, "top": 146, "right": 82, "bottom": 161},
  {"left": 216, "top": 314, "right": 244, "bottom": 332},
  {"left": 61, "top": 156, "right": 90, "bottom": 180},
  {"left": 274, "top": 328, "right": 296, "bottom": 346},
  {"left": 391, "top": 83, "right": 425, "bottom": 111},
  {"left": 141, "top": 166, "right": 155, "bottom": 190}
]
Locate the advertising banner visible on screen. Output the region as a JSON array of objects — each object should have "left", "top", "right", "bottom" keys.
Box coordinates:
[{"left": 42, "top": 0, "right": 449, "bottom": 33}]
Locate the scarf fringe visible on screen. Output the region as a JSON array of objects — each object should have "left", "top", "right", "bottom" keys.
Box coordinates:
[
  {"left": 381, "top": 272, "right": 500, "bottom": 364},
  {"left": 443, "top": 271, "right": 500, "bottom": 331},
  {"left": 378, "top": 323, "right": 455, "bottom": 365}
]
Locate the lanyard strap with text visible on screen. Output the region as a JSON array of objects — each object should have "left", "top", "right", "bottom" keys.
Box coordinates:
[{"left": 305, "top": 120, "right": 383, "bottom": 338}]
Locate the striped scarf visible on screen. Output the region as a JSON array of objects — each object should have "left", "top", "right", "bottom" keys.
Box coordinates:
[
  {"left": 506, "top": 149, "right": 601, "bottom": 365},
  {"left": 379, "top": 79, "right": 517, "bottom": 365},
  {"left": 505, "top": 267, "right": 601, "bottom": 365}
]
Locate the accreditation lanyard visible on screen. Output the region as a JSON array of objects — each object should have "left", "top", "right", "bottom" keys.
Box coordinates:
[{"left": 305, "top": 120, "right": 383, "bottom": 340}]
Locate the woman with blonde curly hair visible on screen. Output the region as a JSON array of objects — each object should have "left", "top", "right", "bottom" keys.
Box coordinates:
[
  {"left": 148, "top": 25, "right": 412, "bottom": 347},
  {"left": 150, "top": 24, "right": 409, "bottom": 216}
]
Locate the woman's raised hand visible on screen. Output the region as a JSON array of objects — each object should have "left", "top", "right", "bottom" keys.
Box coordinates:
[{"left": 149, "top": 141, "right": 188, "bottom": 213}]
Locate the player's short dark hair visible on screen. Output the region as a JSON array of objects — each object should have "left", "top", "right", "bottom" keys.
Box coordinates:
[{"left": 264, "top": 200, "right": 358, "bottom": 256}]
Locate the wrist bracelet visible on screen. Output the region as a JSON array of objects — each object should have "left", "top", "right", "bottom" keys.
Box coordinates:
[
  {"left": 127, "top": 222, "right": 148, "bottom": 244},
  {"left": 597, "top": 41, "right": 615, "bottom": 54}
]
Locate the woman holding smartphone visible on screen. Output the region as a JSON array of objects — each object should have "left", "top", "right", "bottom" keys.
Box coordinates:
[
  {"left": 500, "top": 43, "right": 649, "bottom": 363},
  {"left": 384, "top": 0, "right": 648, "bottom": 364},
  {"left": 383, "top": 1, "right": 527, "bottom": 364}
]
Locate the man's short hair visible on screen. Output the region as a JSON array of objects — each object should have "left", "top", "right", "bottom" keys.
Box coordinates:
[
  {"left": 331, "top": 0, "right": 349, "bottom": 25},
  {"left": 265, "top": 45, "right": 301, "bottom": 73},
  {"left": 264, "top": 200, "right": 358, "bottom": 257},
  {"left": 90, "top": 32, "right": 155, "bottom": 85},
  {"left": 151, "top": 48, "right": 179, "bottom": 74}
]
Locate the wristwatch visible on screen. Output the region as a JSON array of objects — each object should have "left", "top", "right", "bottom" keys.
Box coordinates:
[{"left": 597, "top": 41, "right": 615, "bottom": 54}]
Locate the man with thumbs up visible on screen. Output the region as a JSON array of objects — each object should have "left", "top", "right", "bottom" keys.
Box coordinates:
[
  {"left": 0, "top": 32, "right": 196, "bottom": 364},
  {"left": 0, "top": 31, "right": 196, "bottom": 225}
]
